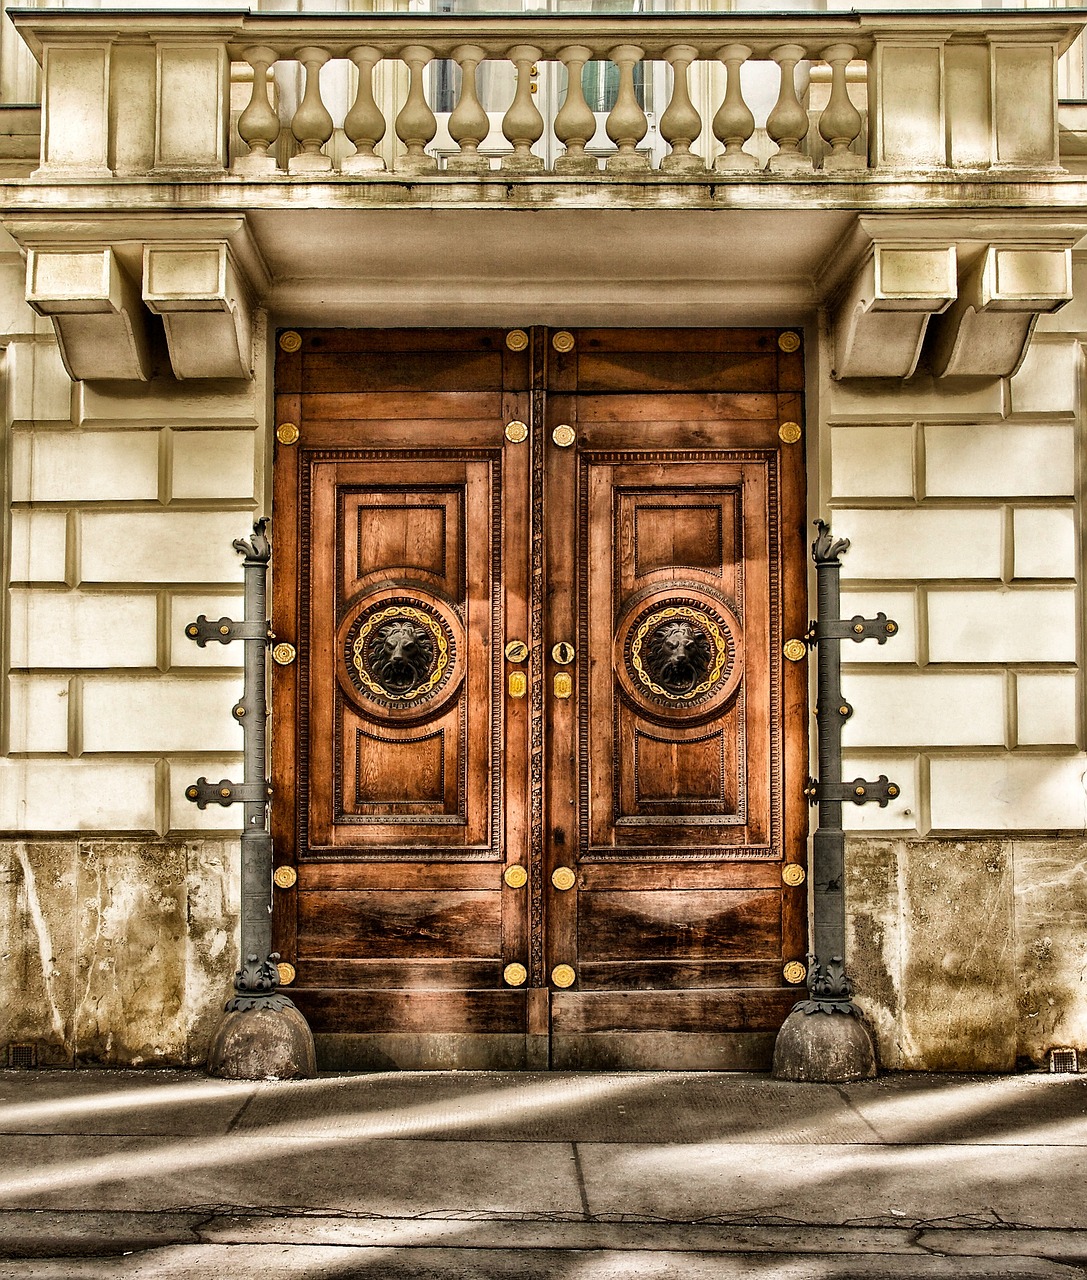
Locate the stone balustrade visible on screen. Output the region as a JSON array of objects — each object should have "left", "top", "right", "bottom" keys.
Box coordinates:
[{"left": 12, "top": 10, "right": 1085, "bottom": 180}]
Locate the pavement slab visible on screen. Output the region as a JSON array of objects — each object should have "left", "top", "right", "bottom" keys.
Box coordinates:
[
  {"left": 2, "top": 1243, "right": 1086, "bottom": 1279},
  {"left": 0, "top": 1069, "right": 1085, "bottom": 1278}
]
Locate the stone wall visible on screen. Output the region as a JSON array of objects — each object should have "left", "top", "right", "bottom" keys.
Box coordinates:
[
  {"left": 0, "top": 225, "right": 258, "bottom": 1064},
  {"left": 827, "top": 259, "right": 1087, "bottom": 1070}
]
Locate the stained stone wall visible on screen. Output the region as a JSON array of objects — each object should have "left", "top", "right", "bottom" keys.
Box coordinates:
[
  {"left": 0, "top": 839, "right": 238, "bottom": 1065},
  {"left": 0, "top": 224, "right": 259, "bottom": 1065},
  {"left": 827, "top": 255, "right": 1087, "bottom": 1072},
  {"left": 847, "top": 837, "right": 1087, "bottom": 1071}
]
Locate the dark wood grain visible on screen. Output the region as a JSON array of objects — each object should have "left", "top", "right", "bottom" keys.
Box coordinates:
[{"left": 273, "top": 327, "right": 807, "bottom": 1061}]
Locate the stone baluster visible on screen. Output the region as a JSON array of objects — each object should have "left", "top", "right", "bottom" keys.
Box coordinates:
[
  {"left": 342, "top": 45, "right": 386, "bottom": 173},
  {"left": 447, "top": 44, "right": 490, "bottom": 173},
  {"left": 766, "top": 43, "right": 813, "bottom": 173},
  {"left": 288, "top": 46, "right": 334, "bottom": 174},
  {"left": 502, "top": 44, "right": 545, "bottom": 171},
  {"left": 235, "top": 45, "right": 281, "bottom": 175},
  {"left": 395, "top": 44, "right": 438, "bottom": 173},
  {"left": 712, "top": 43, "right": 757, "bottom": 171},
  {"left": 605, "top": 44, "right": 648, "bottom": 172},
  {"left": 660, "top": 44, "right": 703, "bottom": 173},
  {"left": 554, "top": 45, "right": 599, "bottom": 174},
  {"left": 818, "top": 43, "right": 865, "bottom": 171}
]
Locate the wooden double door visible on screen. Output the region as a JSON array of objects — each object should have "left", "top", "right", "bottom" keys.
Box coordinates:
[{"left": 272, "top": 327, "right": 808, "bottom": 1070}]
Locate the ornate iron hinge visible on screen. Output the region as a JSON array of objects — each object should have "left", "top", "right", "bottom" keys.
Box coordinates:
[
  {"left": 805, "top": 613, "right": 898, "bottom": 645},
  {"left": 804, "top": 775, "right": 900, "bottom": 807},
  {"left": 185, "top": 778, "right": 272, "bottom": 809},
  {"left": 184, "top": 615, "right": 270, "bottom": 647}
]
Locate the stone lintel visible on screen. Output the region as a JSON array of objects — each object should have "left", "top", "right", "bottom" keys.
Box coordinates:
[
  {"left": 25, "top": 245, "right": 151, "bottom": 381},
  {"left": 142, "top": 241, "right": 254, "bottom": 380},
  {"left": 927, "top": 245, "right": 1074, "bottom": 378},
  {"left": 831, "top": 242, "right": 957, "bottom": 380}
]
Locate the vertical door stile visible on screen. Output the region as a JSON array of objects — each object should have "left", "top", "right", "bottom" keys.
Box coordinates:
[
  {"left": 500, "top": 333, "right": 532, "bottom": 1002},
  {"left": 271, "top": 334, "right": 303, "bottom": 973},
  {"left": 527, "top": 327, "right": 548, "bottom": 996},
  {"left": 543, "top": 327, "right": 580, "bottom": 1003}
]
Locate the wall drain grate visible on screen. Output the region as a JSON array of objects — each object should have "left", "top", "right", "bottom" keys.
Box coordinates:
[
  {"left": 7, "top": 1044, "right": 37, "bottom": 1069},
  {"left": 1049, "top": 1047, "right": 1079, "bottom": 1074}
]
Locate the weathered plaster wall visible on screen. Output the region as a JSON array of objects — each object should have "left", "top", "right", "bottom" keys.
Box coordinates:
[
  {"left": 847, "top": 836, "right": 1087, "bottom": 1071},
  {"left": 0, "top": 838, "right": 237, "bottom": 1065}
]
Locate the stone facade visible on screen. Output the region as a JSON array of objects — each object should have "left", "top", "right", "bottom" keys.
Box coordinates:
[{"left": 0, "top": 0, "right": 1085, "bottom": 1071}]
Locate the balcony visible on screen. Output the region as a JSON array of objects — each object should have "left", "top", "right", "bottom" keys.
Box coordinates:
[
  {"left": 10, "top": 7, "right": 1086, "bottom": 192},
  {"left": 6, "top": 8, "right": 1087, "bottom": 378}
]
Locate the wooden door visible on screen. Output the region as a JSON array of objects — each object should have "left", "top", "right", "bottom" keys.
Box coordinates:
[{"left": 272, "top": 327, "right": 807, "bottom": 1071}]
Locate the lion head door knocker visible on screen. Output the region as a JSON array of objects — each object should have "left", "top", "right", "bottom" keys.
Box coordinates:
[
  {"left": 613, "top": 588, "right": 743, "bottom": 724},
  {"left": 336, "top": 589, "right": 465, "bottom": 722},
  {"left": 641, "top": 616, "right": 715, "bottom": 696}
]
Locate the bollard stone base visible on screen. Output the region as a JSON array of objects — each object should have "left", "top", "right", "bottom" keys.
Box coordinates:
[
  {"left": 206, "top": 1003, "right": 317, "bottom": 1080},
  {"left": 771, "top": 1007, "right": 878, "bottom": 1083}
]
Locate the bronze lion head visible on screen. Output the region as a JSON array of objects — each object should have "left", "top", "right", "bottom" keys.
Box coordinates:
[
  {"left": 644, "top": 619, "right": 713, "bottom": 695},
  {"left": 366, "top": 618, "right": 434, "bottom": 695}
]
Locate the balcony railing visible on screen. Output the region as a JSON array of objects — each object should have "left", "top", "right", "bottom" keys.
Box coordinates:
[{"left": 12, "top": 9, "right": 1085, "bottom": 181}]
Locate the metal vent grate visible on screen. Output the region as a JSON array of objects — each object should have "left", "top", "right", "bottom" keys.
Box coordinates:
[
  {"left": 7, "top": 1044, "right": 36, "bottom": 1069},
  {"left": 1049, "top": 1047, "right": 1079, "bottom": 1074}
]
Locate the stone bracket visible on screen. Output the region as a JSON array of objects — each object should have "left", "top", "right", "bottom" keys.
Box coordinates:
[
  {"left": 807, "top": 612, "right": 899, "bottom": 645},
  {"left": 142, "top": 241, "right": 254, "bottom": 379},
  {"left": 25, "top": 245, "right": 152, "bottom": 381},
  {"left": 185, "top": 777, "right": 270, "bottom": 809},
  {"left": 830, "top": 242, "right": 957, "bottom": 379},
  {"left": 184, "top": 614, "right": 269, "bottom": 647},
  {"left": 805, "top": 775, "right": 900, "bottom": 807},
  {"left": 926, "top": 244, "right": 1073, "bottom": 377}
]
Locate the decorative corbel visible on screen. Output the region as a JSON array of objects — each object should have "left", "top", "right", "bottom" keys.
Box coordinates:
[
  {"left": 25, "top": 246, "right": 152, "bottom": 381},
  {"left": 830, "top": 243, "right": 957, "bottom": 379},
  {"left": 926, "top": 245, "right": 1072, "bottom": 377},
  {"left": 142, "top": 240, "right": 254, "bottom": 380}
]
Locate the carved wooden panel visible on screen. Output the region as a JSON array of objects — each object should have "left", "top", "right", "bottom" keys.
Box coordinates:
[
  {"left": 583, "top": 462, "right": 773, "bottom": 851},
  {"left": 306, "top": 457, "right": 498, "bottom": 854}
]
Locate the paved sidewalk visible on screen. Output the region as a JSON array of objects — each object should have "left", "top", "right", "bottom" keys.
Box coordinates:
[{"left": 0, "top": 1068, "right": 1086, "bottom": 1277}]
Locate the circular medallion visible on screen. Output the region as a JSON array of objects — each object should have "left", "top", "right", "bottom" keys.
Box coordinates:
[
  {"left": 552, "top": 330, "right": 575, "bottom": 353},
  {"left": 505, "top": 639, "right": 529, "bottom": 663},
  {"left": 504, "top": 962, "right": 528, "bottom": 986},
  {"left": 782, "top": 638, "right": 807, "bottom": 663},
  {"left": 613, "top": 587, "right": 744, "bottom": 725},
  {"left": 271, "top": 642, "right": 297, "bottom": 667},
  {"left": 505, "top": 420, "right": 528, "bottom": 443},
  {"left": 277, "top": 421, "right": 300, "bottom": 446},
  {"left": 276, "top": 961, "right": 296, "bottom": 986},
  {"left": 778, "top": 421, "right": 802, "bottom": 445},
  {"left": 279, "top": 330, "right": 302, "bottom": 352},
  {"left": 781, "top": 863, "right": 806, "bottom": 887},
  {"left": 551, "top": 424, "right": 575, "bottom": 448},
  {"left": 551, "top": 964, "right": 576, "bottom": 988},
  {"left": 506, "top": 329, "right": 529, "bottom": 352},
  {"left": 504, "top": 865, "right": 528, "bottom": 889},
  {"left": 336, "top": 588, "right": 465, "bottom": 722},
  {"left": 783, "top": 960, "right": 807, "bottom": 985},
  {"left": 778, "top": 331, "right": 801, "bottom": 353},
  {"left": 273, "top": 866, "right": 297, "bottom": 889},
  {"left": 551, "top": 867, "right": 576, "bottom": 892}
]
